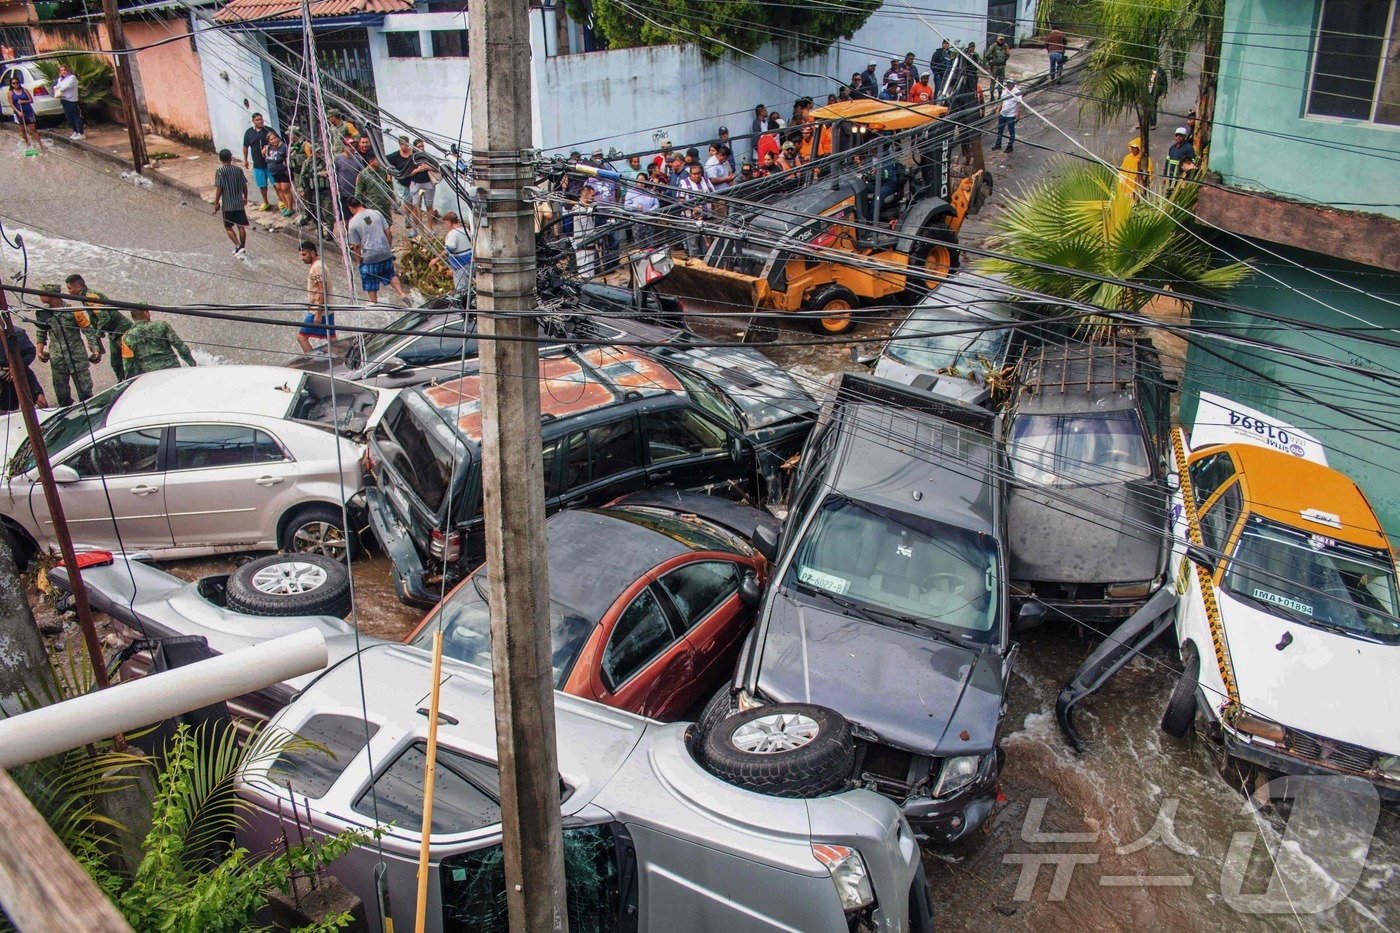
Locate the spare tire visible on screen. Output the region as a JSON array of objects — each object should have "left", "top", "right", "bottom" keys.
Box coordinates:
[
  {"left": 225, "top": 553, "right": 352, "bottom": 618},
  {"left": 700, "top": 703, "right": 855, "bottom": 797}
]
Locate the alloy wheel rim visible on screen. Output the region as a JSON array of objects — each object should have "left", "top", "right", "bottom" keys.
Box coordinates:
[
  {"left": 292, "top": 521, "right": 346, "bottom": 558},
  {"left": 730, "top": 712, "right": 821, "bottom": 754},
  {"left": 251, "top": 561, "right": 329, "bottom": 595}
]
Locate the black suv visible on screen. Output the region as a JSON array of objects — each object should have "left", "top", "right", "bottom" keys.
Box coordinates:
[
  {"left": 365, "top": 345, "right": 815, "bottom": 606},
  {"left": 1003, "top": 339, "right": 1173, "bottom": 622},
  {"left": 727, "top": 373, "right": 1013, "bottom": 844}
]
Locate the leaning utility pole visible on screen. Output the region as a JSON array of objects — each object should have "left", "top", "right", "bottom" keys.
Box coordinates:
[
  {"left": 99, "top": 0, "right": 149, "bottom": 173},
  {"left": 469, "top": 2, "right": 568, "bottom": 933}
]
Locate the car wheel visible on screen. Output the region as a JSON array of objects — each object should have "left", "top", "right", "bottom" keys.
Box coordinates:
[
  {"left": 696, "top": 683, "right": 738, "bottom": 736},
  {"left": 281, "top": 504, "right": 357, "bottom": 562},
  {"left": 805, "top": 285, "right": 859, "bottom": 335},
  {"left": 700, "top": 703, "right": 855, "bottom": 797},
  {"left": 1161, "top": 641, "right": 1200, "bottom": 738},
  {"left": 224, "top": 553, "right": 352, "bottom": 618}
]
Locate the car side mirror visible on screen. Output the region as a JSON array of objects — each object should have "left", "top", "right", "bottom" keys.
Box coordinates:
[
  {"left": 383, "top": 356, "right": 410, "bottom": 374},
  {"left": 1014, "top": 600, "right": 1045, "bottom": 632},
  {"left": 752, "top": 524, "right": 781, "bottom": 563},
  {"left": 849, "top": 345, "right": 879, "bottom": 367},
  {"left": 738, "top": 572, "right": 762, "bottom": 607},
  {"left": 50, "top": 464, "right": 80, "bottom": 485},
  {"left": 728, "top": 435, "right": 744, "bottom": 462},
  {"left": 1185, "top": 543, "right": 1214, "bottom": 568}
]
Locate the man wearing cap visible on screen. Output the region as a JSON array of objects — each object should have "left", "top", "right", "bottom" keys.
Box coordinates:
[
  {"left": 883, "top": 58, "right": 903, "bottom": 91},
  {"left": 992, "top": 78, "right": 1021, "bottom": 153},
  {"left": 930, "top": 40, "right": 953, "bottom": 93},
  {"left": 860, "top": 61, "right": 879, "bottom": 94},
  {"left": 878, "top": 77, "right": 902, "bottom": 102},
  {"left": 667, "top": 152, "right": 688, "bottom": 187},
  {"left": 34, "top": 284, "right": 101, "bottom": 406},
  {"left": 909, "top": 71, "right": 934, "bottom": 104},
  {"left": 652, "top": 137, "right": 674, "bottom": 171},
  {"left": 1163, "top": 127, "right": 1197, "bottom": 190},
  {"left": 750, "top": 105, "right": 767, "bottom": 163},
  {"left": 986, "top": 35, "right": 1010, "bottom": 85}
]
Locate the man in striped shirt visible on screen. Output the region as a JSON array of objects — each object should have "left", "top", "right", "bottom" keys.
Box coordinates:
[{"left": 212, "top": 149, "right": 250, "bottom": 256}]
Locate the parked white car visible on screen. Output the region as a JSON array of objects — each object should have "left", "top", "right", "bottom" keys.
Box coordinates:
[
  {"left": 0, "top": 366, "right": 389, "bottom": 564},
  {"left": 1164, "top": 399, "right": 1400, "bottom": 799},
  {"left": 0, "top": 60, "right": 64, "bottom": 121}
]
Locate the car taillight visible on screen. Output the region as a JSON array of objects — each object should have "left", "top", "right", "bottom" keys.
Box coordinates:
[
  {"left": 32, "top": 85, "right": 49, "bottom": 96},
  {"left": 430, "top": 528, "right": 462, "bottom": 563}
]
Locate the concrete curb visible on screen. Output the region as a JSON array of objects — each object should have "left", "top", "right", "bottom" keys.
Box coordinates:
[{"left": 37, "top": 128, "right": 308, "bottom": 244}]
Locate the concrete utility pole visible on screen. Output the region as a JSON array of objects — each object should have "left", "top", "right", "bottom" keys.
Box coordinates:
[
  {"left": 469, "top": 3, "right": 568, "bottom": 933},
  {"left": 99, "top": 0, "right": 149, "bottom": 173}
]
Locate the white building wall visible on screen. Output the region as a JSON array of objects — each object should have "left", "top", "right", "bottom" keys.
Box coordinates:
[
  {"left": 195, "top": 18, "right": 276, "bottom": 157},
  {"left": 367, "top": 11, "right": 472, "bottom": 151}
]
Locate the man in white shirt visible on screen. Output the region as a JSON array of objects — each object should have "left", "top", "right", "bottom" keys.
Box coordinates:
[
  {"left": 993, "top": 79, "right": 1022, "bottom": 153},
  {"left": 430, "top": 211, "right": 473, "bottom": 294},
  {"left": 54, "top": 64, "right": 83, "bottom": 139},
  {"left": 677, "top": 163, "right": 715, "bottom": 258}
]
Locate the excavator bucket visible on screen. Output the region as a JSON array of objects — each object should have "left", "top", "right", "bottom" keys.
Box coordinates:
[{"left": 653, "top": 258, "right": 764, "bottom": 312}]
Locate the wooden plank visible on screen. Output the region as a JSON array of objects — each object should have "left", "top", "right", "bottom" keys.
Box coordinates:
[{"left": 0, "top": 769, "right": 132, "bottom": 932}]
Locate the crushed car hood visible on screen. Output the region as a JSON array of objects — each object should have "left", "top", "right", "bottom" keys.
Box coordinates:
[
  {"left": 754, "top": 593, "right": 1004, "bottom": 755},
  {"left": 1217, "top": 592, "right": 1400, "bottom": 756},
  {"left": 1008, "top": 481, "right": 1167, "bottom": 584}
]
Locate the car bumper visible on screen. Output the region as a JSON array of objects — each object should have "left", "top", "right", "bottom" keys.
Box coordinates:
[
  {"left": 364, "top": 487, "right": 439, "bottom": 608},
  {"left": 1014, "top": 588, "right": 1155, "bottom": 623},
  {"left": 903, "top": 782, "right": 998, "bottom": 844},
  {"left": 1222, "top": 730, "right": 1400, "bottom": 803}
]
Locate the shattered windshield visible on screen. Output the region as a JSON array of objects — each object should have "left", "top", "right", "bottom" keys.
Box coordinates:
[
  {"left": 1009, "top": 411, "right": 1151, "bottom": 487},
  {"left": 408, "top": 572, "right": 595, "bottom": 687},
  {"left": 786, "top": 496, "right": 1000, "bottom": 640},
  {"left": 886, "top": 306, "right": 1009, "bottom": 373},
  {"left": 1222, "top": 515, "right": 1400, "bottom": 642},
  {"left": 440, "top": 824, "right": 629, "bottom": 932},
  {"left": 10, "top": 383, "right": 125, "bottom": 475}
]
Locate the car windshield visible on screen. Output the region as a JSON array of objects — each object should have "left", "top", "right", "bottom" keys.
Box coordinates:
[
  {"left": 408, "top": 573, "right": 596, "bottom": 687},
  {"left": 886, "top": 306, "right": 1010, "bottom": 373},
  {"left": 9, "top": 383, "right": 126, "bottom": 475},
  {"left": 1008, "top": 411, "right": 1151, "bottom": 487},
  {"left": 786, "top": 496, "right": 1000, "bottom": 641},
  {"left": 670, "top": 367, "right": 742, "bottom": 432},
  {"left": 373, "top": 393, "right": 468, "bottom": 512},
  {"left": 358, "top": 310, "right": 433, "bottom": 363},
  {"left": 1222, "top": 515, "right": 1400, "bottom": 642}
]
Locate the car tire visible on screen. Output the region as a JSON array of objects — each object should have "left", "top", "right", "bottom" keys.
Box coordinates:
[
  {"left": 1161, "top": 641, "right": 1200, "bottom": 738},
  {"left": 224, "top": 553, "right": 352, "bottom": 618},
  {"left": 280, "top": 504, "right": 357, "bottom": 562},
  {"left": 700, "top": 703, "right": 855, "bottom": 798},
  {"left": 805, "top": 285, "right": 859, "bottom": 335},
  {"left": 696, "top": 683, "right": 738, "bottom": 736}
]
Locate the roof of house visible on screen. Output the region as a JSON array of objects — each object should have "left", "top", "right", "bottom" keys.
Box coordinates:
[{"left": 214, "top": 0, "right": 413, "bottom": 24}]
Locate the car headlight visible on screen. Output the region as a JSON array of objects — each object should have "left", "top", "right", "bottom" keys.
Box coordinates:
[
  {"left": 812, "top": 844, "right": 875, "bottom": 911},
  {"left": 1379, "top": 755, "right": 1400, "bottom": 781},
  {"left": 1231, "top": 713, "right": 1285, "bottom": 745},
  {"left": 1107, "top": 579, "right": 1156, "bottom": 598},
  {"left": 932, "top": 755, "right": 983, "bottom": 799}
]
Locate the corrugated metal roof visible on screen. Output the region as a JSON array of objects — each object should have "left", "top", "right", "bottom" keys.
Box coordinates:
[{"left": 214, "top": 0, "right": 413, "bottom": 24}]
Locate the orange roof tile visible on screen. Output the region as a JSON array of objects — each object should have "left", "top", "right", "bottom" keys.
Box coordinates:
[{"left": 214, "top": 0, "right": 413, "bottom": 24}]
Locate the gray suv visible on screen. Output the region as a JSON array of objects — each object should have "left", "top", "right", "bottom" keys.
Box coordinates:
[{"left": 237, "top": 645, "right": 936, "bottom": 933}]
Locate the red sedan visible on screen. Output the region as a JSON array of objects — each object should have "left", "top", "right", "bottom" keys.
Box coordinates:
[{"left": 405, "top": 491, "right": 776, "bottom": 721}]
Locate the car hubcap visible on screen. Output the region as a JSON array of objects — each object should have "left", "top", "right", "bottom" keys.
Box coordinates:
[
  {"left": 292, "top": 521, "right": 346, "bottom": 558},
  {"left": 731, "top": 713, "right": 820, "bottom": 753},
  {"left": 251, "top": 561, "right": 328, "bottom": 595}
]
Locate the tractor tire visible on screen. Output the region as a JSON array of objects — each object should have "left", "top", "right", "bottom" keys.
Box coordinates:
[
  {"left": 700, "top": 703, "right": 855, "bottom": 798},
  {"left": 225, "top": 553, "right": 352, "bottom": 618},
  {"left": 1161, "top": 641, "right": 1200, "bottom": 738},
  {"left": 805, "top": 284, "right": 859, "bottom": 335},
  {"left": 907, "top": 222, "right": 957, "bottom": 294}
]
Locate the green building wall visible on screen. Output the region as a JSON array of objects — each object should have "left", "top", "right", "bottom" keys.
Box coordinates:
[{"left": 1212, "top": 0, "right": 1400, "bottom": 223}]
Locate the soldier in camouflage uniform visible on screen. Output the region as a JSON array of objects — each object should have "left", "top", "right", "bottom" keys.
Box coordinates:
[
  {"left": 120, "top": 309, "right": 197, "bottom": 377},
  {"left": 64, "top": 274, "right": 133, "bottom": 382},
  {"left": 298, "top": 142, "right": 334, "bottom": 236},
  {"left": 34, "top": 283, "right": 102, "bottom": 406}
]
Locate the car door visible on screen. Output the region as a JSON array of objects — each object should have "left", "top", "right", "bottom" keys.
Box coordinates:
[
  {"left": 32, "top": 427, "right": 174, "bottom": 551},
  {"left": 162, "top": 424, "right": 299, "bottom": 548},
  {"left": 642, "top": 404, "right": 743, "bottom": 491},
  {"left": 553, "top": 415, "right": 647, "bottom": 511},
  {"left": 593, "top": 584, "right": 695, "bottom": 720},
  {"left": 655, "top": 559, "right": 748, "bottom": 711}
]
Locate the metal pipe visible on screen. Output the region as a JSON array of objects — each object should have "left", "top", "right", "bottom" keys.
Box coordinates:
[
  {"left": 414, "top": 629, "right": 446, "bottom": 933},
  {"left": 0, "top": 630, "right": 328, "bottom": 770}
]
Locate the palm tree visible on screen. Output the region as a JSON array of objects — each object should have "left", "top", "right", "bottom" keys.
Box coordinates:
[{"left": 976, "top": 160, "right": 1249, "bottom": 329}]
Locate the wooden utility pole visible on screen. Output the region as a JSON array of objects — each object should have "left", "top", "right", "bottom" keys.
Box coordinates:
[
  {"left": 469, "top": 2, "right": 568, "bottom": 933},
  {"left": 99, "top": 0, "right": 149, "bottom": 173},
  {"left": 0, "top": 290, "right": 112, "bottom": 693}
]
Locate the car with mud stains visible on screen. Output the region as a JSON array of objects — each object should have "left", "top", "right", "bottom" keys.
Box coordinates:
[
  {"left": 365, "top": 345, "right": 813, "bottom": 606},
  {"left": 709, "top": 373, "right": 1015, "bottom": 844},
  {"left": 1164, "top": 414, "right": 1400, "bottom": 800}
]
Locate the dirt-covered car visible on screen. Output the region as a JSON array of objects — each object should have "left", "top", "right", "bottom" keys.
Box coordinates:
[
  {"left": 1165, "top": 404, "right": 1400, "bottom": 800},
  {"left": 714, "top": 373, "right": 1015, "bottom": 844},
  {"left": 0, "top": 366, "right": 388, "bottom": 566}
]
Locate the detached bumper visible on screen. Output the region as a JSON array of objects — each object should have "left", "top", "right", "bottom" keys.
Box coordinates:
[
  {"left": 1222, "top": 730, "right": 1400, "bottom": 803},
  {"left": 364, "top": 487, "right": 439, "bottom": 608}
]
